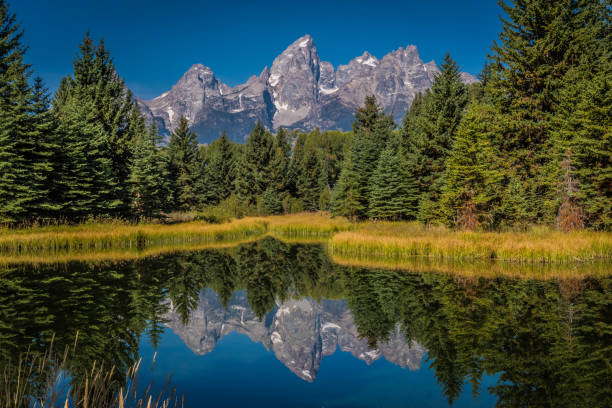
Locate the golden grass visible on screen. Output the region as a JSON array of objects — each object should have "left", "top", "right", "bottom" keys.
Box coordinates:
[
  {"left": 0, "top": 238, "right": 262, "bottom": 266},
  {"left": 329, "top": 222, "right": 612, "bottom": 263},
  {"left": 1, "top": 214, "right": 611, "bottom": 278},
  {"left": 330, "top": 254, "right": 612, "bottom": 280},
  {"left": 262, "top": 212, "right": 354, "bottom": 238},
  {"left": 0, "top": 218, "right": 267, "bottom": 256}
]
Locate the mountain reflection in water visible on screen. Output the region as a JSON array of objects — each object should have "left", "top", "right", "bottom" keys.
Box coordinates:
[
  {"left": 166, "top": 289, "right": 425, "bottom": 382},
  {"left": 0, "top": 236, "right": 610, "bottom": 407}
]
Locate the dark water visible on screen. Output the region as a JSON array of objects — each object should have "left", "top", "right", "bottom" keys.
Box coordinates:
[{"left": 1, "top": 237, "right": 610, "bottom": 407}]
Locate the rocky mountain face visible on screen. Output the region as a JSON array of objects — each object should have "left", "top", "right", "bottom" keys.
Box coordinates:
[
  {"left": 164, "top": 289, "right": 426, "bottom": 382},
  {"left": 140, "top": 35, "right": 477, "bottom": 143}
]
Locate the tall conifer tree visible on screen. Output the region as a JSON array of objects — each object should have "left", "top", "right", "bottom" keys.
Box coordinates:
[
  {"left": 403, "top": 53, "right": 468, "bottom": 223},
  {"left": 168, "top": 116, "right": 200, "bottom": 210},
  {"left": 368, "top": 137, "right": 419, "bottom": 220},
  {"left": 0, "top": 2, "right": 58, "bottom": 222}
]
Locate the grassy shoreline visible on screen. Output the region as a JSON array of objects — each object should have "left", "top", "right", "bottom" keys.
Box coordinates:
[{"left": 1, "top": 214, "right": 610, "bottom": 273}]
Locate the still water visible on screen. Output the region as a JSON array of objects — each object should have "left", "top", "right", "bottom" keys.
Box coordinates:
[{"left": 1, "top": 237, "right": 610, "bottom": 407}]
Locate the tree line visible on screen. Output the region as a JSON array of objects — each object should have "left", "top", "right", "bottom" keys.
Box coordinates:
[
  {"left": 0, "top": 0, "right": 609, "bottom": 230},
  {"left": 332, "top": 0, "right": 610, "bottom": 231}
]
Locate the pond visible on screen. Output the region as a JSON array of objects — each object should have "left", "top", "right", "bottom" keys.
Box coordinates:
[{"left": 1, "top": 237, "right": 610, "bottom": 407}]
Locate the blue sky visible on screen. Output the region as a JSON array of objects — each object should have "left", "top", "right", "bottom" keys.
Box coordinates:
[{"left": 13, "top": 0, "right": 502, "bottom": 100}]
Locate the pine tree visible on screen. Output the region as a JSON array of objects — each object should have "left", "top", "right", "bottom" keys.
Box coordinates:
[
  {"left": 128, "top": 123, "right": 172, "bottom": 219},
  {"left": 233, "top": 121, "right": 275, "bottom": 205},
  {"left": 0, "top": 2, "right": 58, "bottom": 223},
  {"left": 268, "top": 128, "right": 291, "bottom": 197},
  {"left": 331, "top": 151, "right": 362, "bottom": 220},
  {"left": 203, "top": 131, "right": 237, "bottom": 205},
  {"left": 296, "top": 151, "right": 325, "bottom": 211},
  {"left": 168, "top": 116, "right": 200, "bottom": 210},
  {"left": 56, "top": 90, "right": 116, "bottom": 218},
  {"left": 27, "top": 77, "right": 61, "bottom": 218},
  {"left": 335, "top": 95, "right": 394, "bottom": 219},
  {"left": 562, "top": 72, "right": 611, "bottom": 230},
  {"left": 368, "top": 139, "right": 419, "bottom": 220},
  {"left": 404, "top": 53, "right": 468, "bottom": 223},
  {"left": 486, "top": 0, "right": 595, "bottom": 224},
  {"left": 439, "top": 103, "right": 504, "bottom": 229},
  {"left": 262, "top": 187, "right": 282, "bottom": 215},
  {"left": 53, "top": 33, "right": 143, "bottom": 219}
]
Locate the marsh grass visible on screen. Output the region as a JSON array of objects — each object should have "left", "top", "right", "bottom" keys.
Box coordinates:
[
  {"left": 330, "top": 253, "right": 612, "bottom": 280},
  {"left": 1, "top": 336, "right": 182, "bottom": 408},
  {"left": 0, "top": 218, "right": 268, "bottom": 256},
  {"left": 262, "top": 212, "right": 354, "bottom": 238},
  {"left": 329, "top": 222, "right": 612, "bottom": 263},
  {"left": 1, "top": 214, "right": 610, "bottom": 274}
]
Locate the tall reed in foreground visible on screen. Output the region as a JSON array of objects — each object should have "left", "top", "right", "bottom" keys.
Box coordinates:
[{"left": 1, "top": 336, "right": 182, "bottom": 408}]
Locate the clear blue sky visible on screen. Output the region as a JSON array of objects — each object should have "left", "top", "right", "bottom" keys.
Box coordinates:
[{"left": 12, "top": 0, "right": 502, "bottom": 100}]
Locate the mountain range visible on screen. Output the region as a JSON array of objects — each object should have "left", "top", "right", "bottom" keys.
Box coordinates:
[
  {"left": 137, "top": 34, "right": 477, "bottom": 143},
  {"left": 164, "top": 289, "right": 426, "bottom": 382}
]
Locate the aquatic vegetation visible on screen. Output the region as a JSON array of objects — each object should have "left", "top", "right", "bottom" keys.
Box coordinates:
[
  {"left": 0, "top": 337, "right": 182, "bottom": 408},
  {"left": 1, "top": 215, "right": 610, "bottom": 277},
  {"left": 330, "top": 253, "right": 612, "bottom": 279},
  {"left": 262, "top": 212, "right": 354, "bottom": 238},
  {"left": 329, "top": 221, "right": 612, "bottom": 263},
  {"left": 0, "top": 218, "right": 267, "bottom": 256}
]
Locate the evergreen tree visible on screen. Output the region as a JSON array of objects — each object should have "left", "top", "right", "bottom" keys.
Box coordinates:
[
  {"left": 368, "top": 138, "right": 419, "bottom": 220},
  {"left": 331, "top": 151, "right": 362, "bottom": 220},
  {"left": 0, "top": 3, "right": 58, "bottom": 223},
  {"left": 233, "top": 121, "right": 275, "bottom": 205},
  {"left": 296, "top": 151, "right": 326, "bottom": 211},
  {"left": 486, "top": 0, "right": 599, "bottom": 224},
  {"left": 55, "top": 89, "right": 116, "bottom": 218},
  {"left": 128, "top": 123, "right": 172, "bottom": 219},
  {"left": 439, "top": 103, "right": 504, "bottom": 229},
  {"left": 403, "top": 53, "right": 468, "bottom": 223},
  {"left": 53, "top": 33, "right": 143, "bottom": 219},
  {"left": 168, "top": 116, "right": 200, "bottom": 210},
  {"left": 203, "top": 131, "right": 237, "bottom": 205},
  {"left": 262, "top": 187, "right": 282, "bottom": 215},
  {"left": 333, "top": 95, "right": 393, "bottom": 219},
  {"left": 561, "top": 72, "right": 611, "bottom": 230},
  {"left": 269, "top": 128, "right": 291, "bottom": 194}
]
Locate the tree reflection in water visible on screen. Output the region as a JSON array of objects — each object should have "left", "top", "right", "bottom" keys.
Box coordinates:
[{"left": 0, "top": 237, "right": 610, "bottom": 406}]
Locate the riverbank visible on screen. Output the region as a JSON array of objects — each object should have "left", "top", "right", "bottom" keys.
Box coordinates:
[{"left": 1, "top": 213, "right": 610, "bottom": 271}]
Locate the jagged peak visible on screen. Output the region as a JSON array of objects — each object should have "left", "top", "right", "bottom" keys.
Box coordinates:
[
  {"left": 259, "top": 66, "right": 270, "bottom": 80},
  {"left": 381, "top": 44, "right": 422, "bottom": 66},
  {"left": 187, "top": 63, "right": 213, "bottom": 73},
  {"left": 354, "top": 51, "right": 379, "bottom": 67},
  {"left": 288, "top": 34, "right": 314, "bottom": 49},
  {"left": 424, "top": 60, "right": 438, "bottom": 71}
]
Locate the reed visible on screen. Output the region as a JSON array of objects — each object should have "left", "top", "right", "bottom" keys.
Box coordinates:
[
  {"left": 263, "top": 212, "right": 354, "bottom": 238},
  {"left": 1, "top": 336, "right": 182, "bottom": 408},
  {"left": 0, "top": 238, "right": 262, "bottom": 266},
  {"left": 330, "top": 253, "right": 612, "bottom": 280},
  {"left": 328, "top": 222, "right": 612, "bottom": 263},
  {"left": 2, "top": 214, "right": 611, "bottom": 271},
  {"left": 0, "top": 218, "right": 267, "bottom": 256}
]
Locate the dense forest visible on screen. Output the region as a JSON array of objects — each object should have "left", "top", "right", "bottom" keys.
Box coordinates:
[{"left": 0, "top": 0, "right": 609, "bottom": 230}]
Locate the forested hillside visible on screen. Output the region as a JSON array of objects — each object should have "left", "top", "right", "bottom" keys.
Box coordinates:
[{"left": 0, "top": 0, "right": 609, "bottom": 230}]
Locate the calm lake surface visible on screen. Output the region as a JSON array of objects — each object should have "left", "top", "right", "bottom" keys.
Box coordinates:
[{"left": 1, "top": 237, "right": 610, "bottom": 407}]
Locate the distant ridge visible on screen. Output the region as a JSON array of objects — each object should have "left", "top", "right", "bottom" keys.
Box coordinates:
[{"left": 138, "top": 35, "right": 477, "bottom": 143}]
